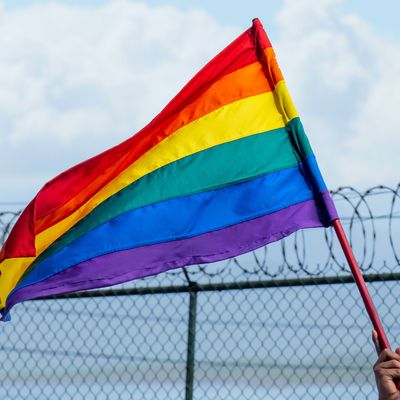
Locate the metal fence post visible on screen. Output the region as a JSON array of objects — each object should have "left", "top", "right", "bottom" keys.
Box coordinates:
[{"left": 185, "top": 285, "right": 198, "bottom": 400}]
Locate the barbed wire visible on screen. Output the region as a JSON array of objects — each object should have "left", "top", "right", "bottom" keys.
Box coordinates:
[{"left": 1, "top": 184, "right": 399, "bottom": 280}]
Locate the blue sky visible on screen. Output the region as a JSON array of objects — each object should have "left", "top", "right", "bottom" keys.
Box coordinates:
[
  {"left": 1, "top": 0, "right": 400, "bottom": 203},
  {"left": 5, "top": 0, "right": 400, "bottom": 40}
]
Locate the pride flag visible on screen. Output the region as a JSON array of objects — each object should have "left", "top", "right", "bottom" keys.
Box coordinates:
[{"left": 0, "top": 19, "right": 337, "bottom": 320}]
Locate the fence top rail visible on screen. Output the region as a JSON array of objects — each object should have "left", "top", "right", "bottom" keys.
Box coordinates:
[{"left": 32, "top": 272, "right": 400, "bottom": 300}]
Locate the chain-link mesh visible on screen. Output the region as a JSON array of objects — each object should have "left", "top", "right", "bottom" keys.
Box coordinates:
[{"left": 0, "top": 184, "right": 399, "bottom": 399}]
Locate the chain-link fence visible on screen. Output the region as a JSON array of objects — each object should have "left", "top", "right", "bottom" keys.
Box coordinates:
[{"left": 0, "top": 184, "right": 399, "bottom": 399}]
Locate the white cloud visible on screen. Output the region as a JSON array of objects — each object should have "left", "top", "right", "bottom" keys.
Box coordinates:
[
  {"left": 0, "top": 0, "right": 238, "bottom": 201},
  {"left": 275, "top": 0, "right": 400, "bottom": 188},
  {"left": 1, "top": 0, "right": 399, "bottom": 204}
]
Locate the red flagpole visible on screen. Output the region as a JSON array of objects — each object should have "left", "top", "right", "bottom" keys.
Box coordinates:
[{"left": 332, "top": 219, "right": 391, "bottom": 349}]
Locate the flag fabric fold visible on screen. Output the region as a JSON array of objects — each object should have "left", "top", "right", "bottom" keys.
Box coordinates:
[{"left": 0, "top": 18, "right": 337, "bottom": 320}]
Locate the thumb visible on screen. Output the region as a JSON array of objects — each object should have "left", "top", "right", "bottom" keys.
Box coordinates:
[{"left": 372, "top": 330, "right": 381, "bottom": 355}]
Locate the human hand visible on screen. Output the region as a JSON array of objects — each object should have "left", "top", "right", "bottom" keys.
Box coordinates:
[{"left": 372, "top": 330, "right": 400, "bottom": 400}]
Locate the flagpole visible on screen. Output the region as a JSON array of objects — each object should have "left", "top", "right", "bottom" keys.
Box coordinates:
[{"left": 332, "top": 218, "right": 392, "bottom": 349}]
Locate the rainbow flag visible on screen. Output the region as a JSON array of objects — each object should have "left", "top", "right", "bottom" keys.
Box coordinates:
[{"left": 0, "top": 19, "right": 337, "bottom": 320}]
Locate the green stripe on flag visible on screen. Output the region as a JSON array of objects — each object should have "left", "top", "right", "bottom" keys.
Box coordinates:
[{"left": 23, "top": 118, "right": 313, "bottom": 275}]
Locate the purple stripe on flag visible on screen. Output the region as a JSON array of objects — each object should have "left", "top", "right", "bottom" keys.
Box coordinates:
[{"left": 3, "top": 194, "right": 337, "bottom": 318}]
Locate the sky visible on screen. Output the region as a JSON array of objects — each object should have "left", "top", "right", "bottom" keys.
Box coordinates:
[{"left": 1, "top": 0, "right": 400, "bottom": 204}]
